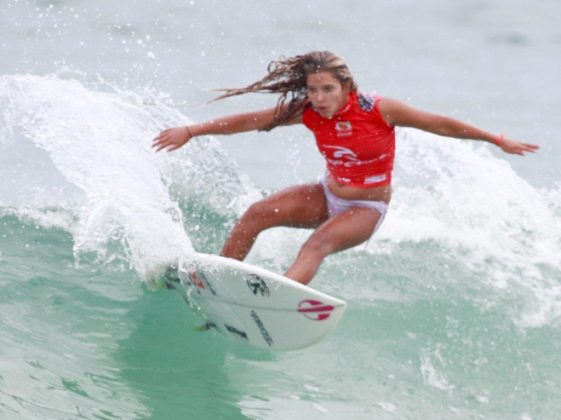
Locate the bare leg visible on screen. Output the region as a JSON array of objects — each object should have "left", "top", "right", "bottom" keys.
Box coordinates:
[
  {"left": 285, "top": 207, "right": 382, "bottom": 284},
  {"left": 220, "top": 184, "right": 329, "bottom": 261}
]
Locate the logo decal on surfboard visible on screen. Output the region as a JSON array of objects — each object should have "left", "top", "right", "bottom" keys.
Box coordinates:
[
  {"left": 188, "top": 271, "right": 217, "bottom": 296},
  {"left": 297, "top": 299, "right": 335, "bottom": 321},
  {"left": 176, "top": 253, "right": 347, "bottom": 350},
  {"left": 224, "top": 324, "right": 248, "bottom": 341},
  {"left": 246, "top": 274, "right": 270, "bottom": 297},
  {"left": 189, "top": 272, "right": 205, "bottom": 290},
  {"left": 251, "top": 310, "right": 274, "bottom": 346}
]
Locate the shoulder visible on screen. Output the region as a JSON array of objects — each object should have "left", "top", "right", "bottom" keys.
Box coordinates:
[
  {"left": 375, "top": 97, "right": 414, "bottom": 126},
  {"left": 376, "top": 98, "right": 443, "bottom": 128},
  {"left": 354, "top": 92, "right": 397, "bottom": 126}
]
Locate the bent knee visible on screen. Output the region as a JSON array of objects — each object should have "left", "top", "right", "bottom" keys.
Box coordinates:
[{"left": 299, "top": 234, "right": 335, "bottom": 259}]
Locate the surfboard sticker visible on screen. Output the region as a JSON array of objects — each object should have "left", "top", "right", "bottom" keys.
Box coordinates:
[
  {"left": 170, "top": 253, "right": 347, "bottom": 351},
  {"left": 297, "top": 299, "right": 336, "bottom": 321}
]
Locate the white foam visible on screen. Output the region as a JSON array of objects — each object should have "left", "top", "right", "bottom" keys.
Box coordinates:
[
  {"left": 420, "top": 344, "right": 455, "bottom": 391},
  {"left": 377, "top": 401, "right": 397, "bottom": 413},
  {"left": 1, "top": 74, "right": 242, "bottom": 279},
  {"left": 363, "top": 128, "right": 561, "bottom": 327}
]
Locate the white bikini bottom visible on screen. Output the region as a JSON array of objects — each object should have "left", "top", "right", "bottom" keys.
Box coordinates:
[{"left": 320, "top": 179, "right": 388, "bottom": 232}]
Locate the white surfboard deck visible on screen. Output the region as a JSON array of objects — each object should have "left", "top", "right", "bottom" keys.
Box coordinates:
[{"left": 164, "top": 253, "right": 347, "bottom": 351}]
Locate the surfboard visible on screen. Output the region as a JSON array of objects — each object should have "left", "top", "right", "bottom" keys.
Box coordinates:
[{"left": 162, "top": 253, "right": 347, "bottom": 351}]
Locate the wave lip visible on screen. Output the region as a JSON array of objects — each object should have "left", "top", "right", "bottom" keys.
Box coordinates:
[{"left": 0, "top": 73, "right": 196, "bottom": 279}]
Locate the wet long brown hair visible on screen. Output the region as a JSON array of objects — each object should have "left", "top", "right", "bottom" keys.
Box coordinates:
[{"left": 214, "top": 51, "right": 357, "bottom": 131}]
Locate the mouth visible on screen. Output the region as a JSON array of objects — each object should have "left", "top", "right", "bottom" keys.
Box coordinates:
[{"left": 318, "top": 107, "right": 334, "bottom": 118}]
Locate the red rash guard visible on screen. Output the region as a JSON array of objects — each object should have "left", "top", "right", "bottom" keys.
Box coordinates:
[{"left": 302, "top": 91, "right": 395, "bottom": 188}]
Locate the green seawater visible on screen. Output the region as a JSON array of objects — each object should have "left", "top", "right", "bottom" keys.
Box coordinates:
[{"left": 2, "top": 210, "right": 561, "bottom": 419}]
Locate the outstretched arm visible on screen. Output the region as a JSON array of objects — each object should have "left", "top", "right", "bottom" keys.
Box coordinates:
[
  {"left": 377, "top": 98, "right": 539, "bottom": 156},
  {"left": 152, "top": 107, "right": 302, "bottom": 152}
]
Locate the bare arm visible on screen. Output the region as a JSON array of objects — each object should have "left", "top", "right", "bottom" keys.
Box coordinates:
[
  {"left": 191, "top": 108, "right": 284, "bottom": 136},
  {"left": 152, "top": 107, "right": 302, "bottom": 152},
  {"left": 378, "top": 98, "right": 539, "bottom": 156}
]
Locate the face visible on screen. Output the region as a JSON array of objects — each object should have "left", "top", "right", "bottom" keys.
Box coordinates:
[{"left": 306, "top": 71, "right": 350, "bottom": 118}]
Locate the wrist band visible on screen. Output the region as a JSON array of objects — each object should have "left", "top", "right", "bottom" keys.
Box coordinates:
[
  {"left": 494, "top": 134, "right": 504, "bottom": 145},
  {"left": 185, "top": 126, "right": 193, "bottom": 138}
]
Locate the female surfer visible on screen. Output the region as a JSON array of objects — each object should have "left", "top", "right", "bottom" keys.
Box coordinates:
[{"left": 153, "top": 51, "right": 538, "bottom": 285}]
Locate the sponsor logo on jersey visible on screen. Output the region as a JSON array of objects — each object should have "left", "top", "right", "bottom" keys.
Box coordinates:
[
  {"left": 358, "top": 93, "right": 375, "bottom": 111},
  {"left": 322, "top": 145, "right": 360, "bottom": 162},
  {"left": 335, "top": 121, "right": 353, "bottom": 137},
  {"left": 364, "top": 173, "right": 387, "bottom": 184},
  {"left": 297, "top": 299, "right": 335, "bottom": 321},
  {"left": 322, "top": 145, "right": 389, "bottom": 169}
]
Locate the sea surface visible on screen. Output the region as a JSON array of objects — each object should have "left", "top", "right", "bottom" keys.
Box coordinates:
[{"left": 1, "top": 1, "right": 560, "bottom": 419}]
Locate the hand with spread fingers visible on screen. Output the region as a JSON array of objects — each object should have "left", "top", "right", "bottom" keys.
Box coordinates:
[
  {"left": 496, "top": 136, "right": 540, "bottom": 156},
  {"left": 152, "top": 126, "right": 193, "bottom": 152}
]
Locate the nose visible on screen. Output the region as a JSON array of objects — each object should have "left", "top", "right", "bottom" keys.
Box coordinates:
[{"left": 314, "top": 91, "right": 325, "bottom": 103}]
